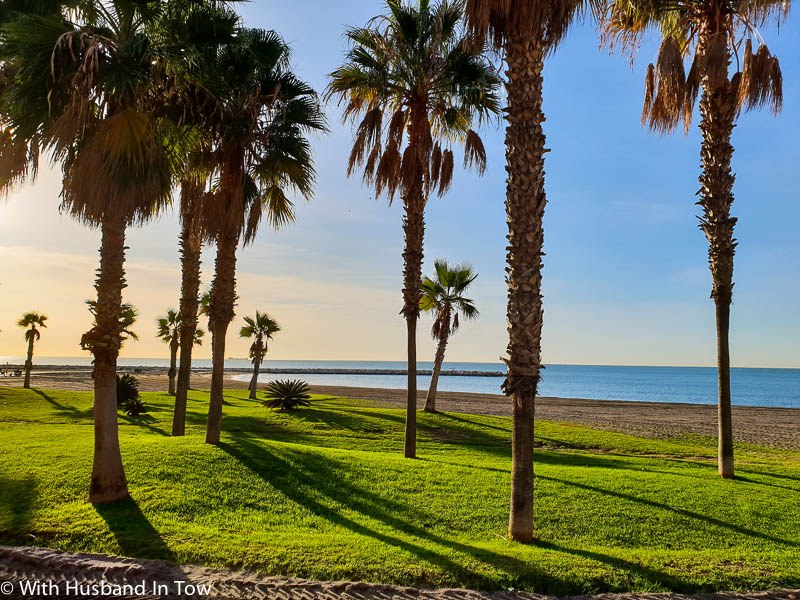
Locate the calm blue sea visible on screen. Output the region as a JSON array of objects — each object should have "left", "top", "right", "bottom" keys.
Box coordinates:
[
  {"left": 3, "top": 357, "right": 798, "bottom": 408},
  {"left": 242, "top": 362, "right": 800, "bottom": 408}
]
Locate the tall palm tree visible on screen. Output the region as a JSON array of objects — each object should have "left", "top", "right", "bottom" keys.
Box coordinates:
[
  {"left": 602, "top": 0, "right": 786, "bottom": 479},
  {"left": 419, "top": 260, "right": 478, "bottom": 412},
  {"left": 0, "top": 1, "right": 178, "bottom": 504},
  {"left": 328, "top": 0, "right": 500, "bottom": 459},
  {"left": 465, "top": 0, "right": 586, "bottom": 541},
  {"left": 156, "top": 0, "right": 239, "bottom": 437},
  {"left": 157, "top": 308, "right": 204, "bottom": 396},
  {"left": 173, "top": 176, "right": 207, "bottom": 431},
  {"left": 201, "top": 29, "right": 324, "bottom": 444},
  {"left": 240, "top": 311, "right": 281, "bottom": 400},
  {"left": 17, "top": 311, "right": 47, "bottom": 389}
]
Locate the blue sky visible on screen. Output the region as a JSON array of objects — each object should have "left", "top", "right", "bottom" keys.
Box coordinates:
[{"left": 0, "top": 1, "right": 797, "bottom": 367}]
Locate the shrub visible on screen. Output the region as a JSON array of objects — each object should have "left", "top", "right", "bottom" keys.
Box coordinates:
[
  {"left": 121, "top": 396, "right": 147, "bottom": 417},
  {"left": 116, "top": 373, "right": 146, "bottom": 416},
  {"left": 116, "top": 373, "right": 140, "bottom": 405},
  {"left": 262, "top": 379, "right": 311, "bottom": 411}
]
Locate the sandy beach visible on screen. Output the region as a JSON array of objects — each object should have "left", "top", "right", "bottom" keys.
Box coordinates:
[{"left": 2, "top": 366, "right": 798, "bottom": 450}]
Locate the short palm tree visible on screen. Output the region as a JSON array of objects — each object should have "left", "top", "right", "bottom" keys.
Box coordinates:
[
  {"left": 17, "top": 312, "right": 47, "bottom": 389},
  {"left": 262, "top": 380, "right": 311, "bottom": 411},
  {"left": 157, "top": 309, "right": 181, "bottom": 396},
  {"left": 465, "top": 0, "right": 587, "bottom": 542},
  {"left": 602, "top": 0, "right": 786, "bottom": 479},
  {"left": 420, "top": 261, "right": 478, "bottom": 412},
  {"left": 328, "top": 0, "right": 501, "bottom": 459},
  {"left": 157, "top": 309, "right": 204, "bottom": 396},
  {"left": 240, "top": 311, "right": 281, "bottom": 400},
  {"left": 0, "top": 2, "right": 179, "bottom": 504},
  {"left": 201, "top": 29, "right": 325, "bottom": 445},
  {"left": 199, "top": 289, "right": 213, "bottom": 330}
]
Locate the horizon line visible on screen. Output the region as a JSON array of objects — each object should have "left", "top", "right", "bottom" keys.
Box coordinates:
[{"left": 2, "top": 356, "right": 798, "bottom": 371}]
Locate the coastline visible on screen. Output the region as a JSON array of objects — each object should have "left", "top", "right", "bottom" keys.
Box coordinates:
[{"left": 2, "top": 366, "right": 798, "bottom": 451}]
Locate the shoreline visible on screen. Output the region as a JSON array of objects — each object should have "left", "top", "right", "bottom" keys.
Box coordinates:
[{"left": 1, "top": 368, "right": 798, "bottom": 450}]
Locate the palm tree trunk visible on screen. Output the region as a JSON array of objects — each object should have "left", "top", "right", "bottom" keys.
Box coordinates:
[
  {"left": 89, "top": 213, "right": 130, "bottom": 504},
  {"left": 23, "top": 335, "right": 34, "bottom": 389},
  {"left": 697, "top": 59, "right": 737, "bottom": 479},
  {"left": 173, "top": 180, "right": 204, "bottom": 436},
  {"left": 402, "top": 194, "right": 425, "bottom": 459},
  {"left": 249, "top": 355, "right": 262, "bottom": 400},
  {"left": 424, "top": 314, "right": 450, "bottom": 413},
  {"left": 206, "top": 231, "right": 238, "bottom": 445},
  {"left": 503, "top": 35, "right": 548, "bottom": 543},
  {"left": 167, "top": 338, "right": 178, "bottom": 396}
]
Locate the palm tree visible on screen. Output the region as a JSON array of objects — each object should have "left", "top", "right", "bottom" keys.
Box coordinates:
[
  {"left": 0, "top": 2, "right": 179, "bottom": 504},
  {"left": 157, "top": 1, "right": 239, "bottom": 437},
  {"left": 157, "top": 308, "right": 204, "bottom": 396},
  {"left": 199, "top": 289, "right": 213, "bottom": 330},
  {"left": 201, "top": 29, "right": 325, "bottom": 444},
  {"left": 17, "top": 312, "right": 47, "bottom": 389},
  {"left": 173, "top": 176, "right": 206, "bottom": 431},
  {"left": 328, "top": 0, "right": 500, "bottom": 459},
  {"left": 464, "top": 0, "right": 586, "bottom": 541},
  {"left": 240, "top": 311, "right": 281, "bottom": 400},
  {"left": 420, "top": 261, "right": 478, "bottom": 412},
  {"left": 156, "top": 309, "right": 181, "bottom": 396},
  {"left": 602, "top": 0, "right": 786, "bottom": 479}
]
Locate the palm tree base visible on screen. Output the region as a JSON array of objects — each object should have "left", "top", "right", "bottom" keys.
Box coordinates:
[{"left": 89, "top": 481, "right": 130, "bottom": 505}]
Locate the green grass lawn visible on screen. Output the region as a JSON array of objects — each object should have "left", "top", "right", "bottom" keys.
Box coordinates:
[{"left": 0, "top": 386, "right": 798, "bottom": 594}]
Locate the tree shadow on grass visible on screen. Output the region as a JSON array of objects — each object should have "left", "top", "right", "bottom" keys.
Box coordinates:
[
  {"left": 118, "top": 412, "right": 169, "bottom": 437},
  {"left": 537, "top": 541, "right": 691, "bottom": 593},
  {"left": 538, "top": 474, "right": 798, "bottom": 548},
  {"left": 435, "top": 412, "right": 510, "bottom": 434},
  {"left": 732, "top": 474, "right": 800, "bottom": 492},
  {"left": 218, "top": 404, "right": 516, "bottom": 460},
  {"left": 738, "top": 468, "right": 800, "bottom": 484},
  {"left": 0, "top": 476, "right": 37, "bottom": 538},
  {"left": 217, "top": 437, "right": 552, "bottom": 591},
  {"left": 94, "top": 498, "right": 176, "bottom": 562},
  {"left": 216, "top": 435, "right": 687, "bottom": 594},
  {"left": 30, "top": 389, "right": 92, "bottom": 420},
  {"left": 284, "top": 406, "right": 405, "bottom": 433}
]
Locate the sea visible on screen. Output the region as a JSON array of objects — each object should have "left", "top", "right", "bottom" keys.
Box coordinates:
[{"left": 4, "top": 357, "right": 798, "bottom": 409}]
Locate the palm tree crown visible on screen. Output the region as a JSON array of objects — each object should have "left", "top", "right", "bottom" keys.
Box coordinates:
[
  {"left": 200, "top": 28, "right": 325, "bottom": 248},
  {"left": 420, "top": 260, "right": 478, "bottom": 340},
  {"left": 0, "top": 2, "right": 175, "bottom": 223},
  {"left": 156, "top": 309, "right": 181, "bottom": 344},
  {"left": 466, "top": 0, "right": 587, "bottom": 49},
  {"left": 602, "top": 0, "right": 786, "bottom": 134},
  {"left": 240, "top": 311, "right": 281, "bottom": 362},
  {"left": 328, "top": 0, "right": 501, "bottom": 204},
  {"left": 17, "top": 311, "right": 47, "bottom": 341}
]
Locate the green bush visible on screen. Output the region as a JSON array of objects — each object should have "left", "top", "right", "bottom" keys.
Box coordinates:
[
  {"left": 116, "top": 373, "right": 146, "bottom": 416},
  {"left": 121, "top": 396, "right": 147, "bottom": 417},
  {"left": 262, "top": 379, "right": 311, "bottom": 411}
]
